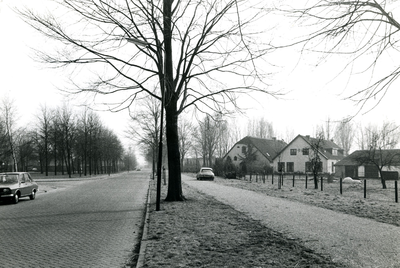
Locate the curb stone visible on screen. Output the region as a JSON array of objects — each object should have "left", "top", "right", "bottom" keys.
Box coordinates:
[{"left": 135, "top": 180, "right": 152, "bottom": 268}]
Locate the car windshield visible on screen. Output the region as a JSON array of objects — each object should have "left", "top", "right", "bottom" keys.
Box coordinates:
[
  {"left": 0, "top": 174, "right": 19, "bottom": 185},
  {"left": 201, "top": 170, "right": 213, "bottom": 175}
]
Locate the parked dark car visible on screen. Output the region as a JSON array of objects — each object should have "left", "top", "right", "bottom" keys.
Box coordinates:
[
  {"left": 0, "top": 172, "right": 39, "bottom": 204},
  {"left": 196, "top": 167, "right": 215, "bottom": 181}
]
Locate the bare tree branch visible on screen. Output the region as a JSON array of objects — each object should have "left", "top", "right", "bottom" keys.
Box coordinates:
[{"left": 279, "top": 0, "right": 400, "bottom": 115}]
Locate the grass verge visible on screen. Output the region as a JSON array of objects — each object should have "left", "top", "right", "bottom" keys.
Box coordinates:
[{"left": 142, "top": 182, "right": 343, "bottom": 268}]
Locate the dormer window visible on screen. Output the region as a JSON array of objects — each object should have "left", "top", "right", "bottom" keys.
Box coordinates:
[{"left": 332, "top": 148, "right": 337, "bottom": 156}]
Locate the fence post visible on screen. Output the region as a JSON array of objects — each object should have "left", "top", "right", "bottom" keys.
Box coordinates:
[
  {"left": 340, "top": 177, "right": 342, "bottom": 195},
  {"left": 278, "top": 173, "right": 282, "bottom": 189},
  {"left": 272, "top": 172, "right": 274, "bottom": 184},
  {"left": 305, "top": 174, "right": 308, "bottom": 189},
  {"left": 292, "top": 173, "right": 295, "bottom": 187},
  {"left": 320, "top": 176, "right": 323, "bottom": 191},
  {"left": 395, "top": 181, "right": 398, "bottom": 203},
  {"left": 364, "top": 179, "right": 367, "bottom": 199},
  {"left": 162, "top": 166, "right": 167, "bottom": 185}
]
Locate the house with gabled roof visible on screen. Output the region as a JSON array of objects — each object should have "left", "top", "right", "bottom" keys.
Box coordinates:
[
  {"left": 272, "top": 134, "right": 344, "bottom": 174},
  {"left": 223, "top": 136, "right": 287, "bottom": 172}
]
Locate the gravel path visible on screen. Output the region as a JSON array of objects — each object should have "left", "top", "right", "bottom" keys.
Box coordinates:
[{"left": 183, "top": 175, "right": 400, "bottom": 268}]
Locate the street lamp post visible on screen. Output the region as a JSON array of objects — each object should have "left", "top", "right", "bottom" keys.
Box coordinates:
[
  {"left": 127, "top": 37, "right": 163, "bottom": 211},
  {"left": 156, "top": 88, "right": 164, "bottom": 211}
]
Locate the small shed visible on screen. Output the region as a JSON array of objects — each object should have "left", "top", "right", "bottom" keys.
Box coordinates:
[{"left": 335, "top": 150, "right": 400, "bottom": 179}]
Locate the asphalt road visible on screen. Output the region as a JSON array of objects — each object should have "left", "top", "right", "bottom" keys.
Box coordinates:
[{"left": 0, "top": 172, "right": 149, "bottom": 268}]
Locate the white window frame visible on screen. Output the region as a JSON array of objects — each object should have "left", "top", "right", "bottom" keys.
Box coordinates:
[{"left": 358, "top": 166, "right": 365, "bottom": 177}]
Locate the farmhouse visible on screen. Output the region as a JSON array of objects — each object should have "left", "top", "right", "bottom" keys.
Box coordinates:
[
  {"left": 272, "top": 134, "right": 344, "bottom": 174},
  {"left": 223, "top": 136, "right": 287, "bottom": 172},
  {"left": 334, "top": 149, "right": 400, "bottom": 179}
]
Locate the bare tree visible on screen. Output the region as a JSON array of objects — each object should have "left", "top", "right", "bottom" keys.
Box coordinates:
[
  {"left": 123, "top": 147, "right": 138, "bottom": 172},
  {"left": 283, "top": 127, "right": 295, "bottom": 144},
  {"left": 16, "top": 130, "right": 35, "bottom": 172},
  {"left": 20, "top": 0, "right": 277, "bottom": 201},
  {"left": 100, "top": 128, "right": 124, "bottom": 174},
  {"left": 196, "top": 115, "right": 219, "bottom": 167},
  {"left": 355, "top": 122, "right": 368, "bottom": 150},
  {"left": 1, "top": 97, "right": 19, "bottom": 171},
  {"left": 215, "top": 117, "right": 231, "bottom": 159},
  {"left": 334, "top": 118, "right": 354, "bottom": 155},
  {"left": 35, "top": 104, "right": 54, "bottom": 176},
  {"left": 354, "top": 121, "right": 399, "bottom": 188},
  {"left": 75, "top": 107, "right": 105, "bottom": 176},
  {"left": 126, "top": 99, "right": 163, "bottom": 179},
  {"left": 314, "top": 117, "right": 335, "bottom": 143},
  {"left": 306, "top": 132, "right": 325, "bottom": 189},
  {"left": 55, "top": 104, "right": 76, "bottom": 178},
  {"left": 85, "top": 111, "right": 103, "bottom": 175},
  {"left": 229, "top": 118, "right": 245, "bottom": 146},
  {"left": 178, "top": 117, "right": 195, "bottom": 170},
  {"left": 0, "top": 121, "right": 7, "bottom": 171},
  {"left": 369, "top": 122, "right": 399, "bottom": 150},
  {"left": 288, "top": 1, "right": 400, "bottom": 113},
  {"left": 247, "top": 117, "right": 275, "bottom": 139}
]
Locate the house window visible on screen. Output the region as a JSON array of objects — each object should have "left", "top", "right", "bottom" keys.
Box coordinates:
[
  {"left": 318, "top": 162, "right": 323, "bottom": 172},
  {"left": 234, "top": 156, "right": 237, "bottom": 161},
  {"left": 242, "top": 146, "right": 246, "bottom": 154},
  {"left": 290, "top": 149, "right": 297, "bottom": 155},
  {"left": 287, "top": 162, "right": 294, "bottom": 172},
  {"left": 278, "top": 162, "right": 285, "bottom": 172},
  {"left": 332, "top": 148, "right": 337, "bottom": 156},
  {"left": 305, "top": 162, "right": 312, "bottom": 172},
  {"left": 302, "top": 148, "right": 309, "bottom": 155},
  {"left": 306, "top": 162, "right": 323, "bottom": 172}
]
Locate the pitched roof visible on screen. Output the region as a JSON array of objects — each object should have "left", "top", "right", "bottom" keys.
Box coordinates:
[
  {"left": 300, "top": 135, "right": 344, "bottom": 160},
  {"left": 233, "top": 136, "right": 287, "bottom": 162},
  {"left": 273, "top": 134, "right": 344, "bottom": 160},
  {"left": 335, "top": 149, "right": 400, "bottom": 166}
]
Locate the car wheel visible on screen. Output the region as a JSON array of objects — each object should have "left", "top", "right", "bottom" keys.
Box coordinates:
[
  {"left": 30, "top": 191, "right": 36, "bottom": 200},
  {"left": 12, "top": 193, "right": 19, "bottom": 204}
]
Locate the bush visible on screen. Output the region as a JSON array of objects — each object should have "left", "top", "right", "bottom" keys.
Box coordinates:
[{"left": 225, "top": 171, "right": 237, "bottom": 179}]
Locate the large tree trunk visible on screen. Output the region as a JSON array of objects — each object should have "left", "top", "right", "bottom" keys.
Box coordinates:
[
  {"left": 313, "top": 172, "right": 318, "bottom": 189},
  {"left": 165, "top": 103, "right": 184, "bottom": 201},
  {"left": 163, "top": 0, "right": 184, "bottom": 201}
]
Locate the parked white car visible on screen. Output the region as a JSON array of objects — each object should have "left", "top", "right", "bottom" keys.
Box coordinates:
[
  {"left": 342, "top": 177, "right": 362, "bottom": 184},
  {"left": 196, "top": 167, "right": 214, "bottom": 181}
]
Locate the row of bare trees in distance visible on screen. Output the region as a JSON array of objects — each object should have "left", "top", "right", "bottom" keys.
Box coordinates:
[{"left": 0, "top": 97, "right": 136, "bottom": 177}]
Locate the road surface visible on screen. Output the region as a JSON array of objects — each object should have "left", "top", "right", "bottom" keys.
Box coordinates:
[{"left": 0, "top": 172, "right": 149, "bottom": 268}]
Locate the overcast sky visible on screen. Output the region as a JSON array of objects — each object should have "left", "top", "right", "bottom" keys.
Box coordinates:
[
  {"left": 1, "top": 0, "right": 400, "bottom": 148},
  {"left": 0, "top": 0, "right": 131, "bottom": 143}
]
